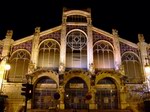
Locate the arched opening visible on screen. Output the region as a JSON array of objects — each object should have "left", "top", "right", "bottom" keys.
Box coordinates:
[
  {"left": 122, "top": 52, "right": 143, "bottom": 83},
  {"left": 37, "top": 39, "right": 60, "bottom": 70},
  {"left": 33, "top": 76, "right": 58, "bottom": 109},
  {"left": 66, "top": 31, "right": 87, "bottom": 70},
  {"left": 93, "top": 41, "right": 114, "bottom": 70},
  {"left": 96, "top": 78, "right": 118, "bottom": 109},
  {"left": 9, "top": 50, "right": 30, "bottom": 82},
  {"left": 64, "top": 77, "right": 88, "bottom": 109}
]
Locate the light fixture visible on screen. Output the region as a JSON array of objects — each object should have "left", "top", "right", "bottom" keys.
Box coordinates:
[
  {"left": 145, "top": 63, "right": 150, "bottom": 74},
  {"left": 5, "top": 63, "right": 11, "bottom": 70}
]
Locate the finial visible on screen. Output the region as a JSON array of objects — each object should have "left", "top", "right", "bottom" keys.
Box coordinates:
[
  {"left": 138, "top": 33, "right": 145, "bottom": 42},
  {"left": 5, "top": 30, "right": 13, "bottom": 39},
  {"left": 112, "top": 29, "right": 118, "bottom": 36}
]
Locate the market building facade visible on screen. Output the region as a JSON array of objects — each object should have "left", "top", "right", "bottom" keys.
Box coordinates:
[{"left": 0, "top": 8, "right": 149, "bottom": 112}]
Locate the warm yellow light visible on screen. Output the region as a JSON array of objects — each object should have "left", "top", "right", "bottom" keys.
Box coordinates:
[
  {"left": 145, "top": 65, "right": 150, "bottom": 74},
  {"left": 5, "top": 64, "right": 11, "bottom": 70}
]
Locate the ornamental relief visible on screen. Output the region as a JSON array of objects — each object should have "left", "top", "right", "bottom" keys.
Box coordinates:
[
  {"left": 39, "top": 30, "right": 61, "bottom": 43},
  {"left": 12, "top": 40, "right": 32, "bottom": 53}
]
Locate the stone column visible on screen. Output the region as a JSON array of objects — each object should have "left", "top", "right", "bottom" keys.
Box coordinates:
[
  {"left": 30, "top": 27, "right": 40, "bottom": 70},
  {"left": 59, "top": 17, "right": 67, "bottom": 67},
  {"left": 0, "top": 30, "right": 14, "bottom": 83},
  {"left": 2, "top": 30, "right": 14, "bottom": 57},
  {"left": 112, "top": 29, "right": 122, "bottom": 71},
  {"left": 89, "top": 87, "right": 96, "bottom": 109},
  {"left": 58, "top": 87, "right": 65, "bottom": 109},
  {"left": 137, "top": 34, "right": 148, "bottom": 80},
  {"left": 120, "top": 85, "right": 129, "bottom": 109},
  {"left": 87, "top": 17, "right": 93, "bottom": 70}
]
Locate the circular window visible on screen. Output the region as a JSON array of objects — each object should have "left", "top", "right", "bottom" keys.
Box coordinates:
[{"left": 67, "top": 31, "right": 87, "bottom": 50}]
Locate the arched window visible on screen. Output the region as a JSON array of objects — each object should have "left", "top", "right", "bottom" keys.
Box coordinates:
[
  {"left": 93, "top": 41, "right": 114, "bottom": 70},
  {"left": 37, "top": 40, "right": 60, "bottom": 69},
  {"left": 122, "top": 53, "right": 143, "bottom": 83},
  {"left": 66, "top": 31, "right": 87, "bottom": 69},
  {"left": 8, "top": 50, "right": 30, "bottom": 82}
]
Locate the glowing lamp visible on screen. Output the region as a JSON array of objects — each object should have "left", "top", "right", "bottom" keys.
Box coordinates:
[
  {"left": 145, "top": 63, "right": 150, "bottom": 74},
  {"left": 5, "top": 63, "right": 11, "bottom": 70}
]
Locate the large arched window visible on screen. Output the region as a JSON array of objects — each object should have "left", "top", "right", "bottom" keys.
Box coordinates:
[
  {"left": 122, "top": 53, "right": 143, "bottom": 83},
  {"left": 66, "top": 31, "right": 87, "bottom": 69},
  {"left": 93, "top": 41, "right": 114, "bottom": 70},
  {"left": 8, "top": 50, "right": 30, "bottom": 82},
  {"left": 37, "top": 40, "right": 60, "bottom": 69}
]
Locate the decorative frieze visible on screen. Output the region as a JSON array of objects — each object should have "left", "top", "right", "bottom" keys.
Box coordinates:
[
  {"left": 92, "top": 31, "right": 113, "bottom": 44},
  {"left": 66, "top": 25, "right": 87, "bottom": 34},
  {"left": 39, "top": 30, "right": 61, "bottom": 43},
  {"left": 12, "top": 40, "right": 32, "bottom": 53},
  {"left": 120, "top": 42, "right": 140, "bottom": 55}
]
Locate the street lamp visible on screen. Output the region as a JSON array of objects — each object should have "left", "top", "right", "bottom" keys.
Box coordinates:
[
  {"left": 0, "top": 55, "right": 10, "bottom": 112},
  {"left": 0, "top": 55, "right": 11, "bottom": 91}
]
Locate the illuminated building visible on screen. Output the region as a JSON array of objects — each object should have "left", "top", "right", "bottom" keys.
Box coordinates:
[{"left": 0, "top": 8, "right": 149, "bottom": 112}]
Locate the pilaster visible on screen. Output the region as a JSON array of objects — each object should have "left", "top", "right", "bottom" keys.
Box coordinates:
[
  {"left": 2, "top": 30, "right": 14, "bottom": 57},
  {"left": 89, "top": 87, "right": 96, "bottom": 109},
  {"left": 112, "top": 29, "right": 121, "bottom": 70},
  {"left": 59, "top": 19, "right": 67, "bottom": 70},
  {"left": 87, "top": 17, "right": 93, "bottom": 69},
  {"left": 58, "top": 87, "right": 65, "bottom": 109},
  {"left": 137, "top": 34, "right": 148, "bottom": 77},
  {"left": 31, "top": 27, "right": 40, "bottom": 70},
  {"left": 120, "top": 85, "right": 129, "bottom": 109},
  {"left": 0, "top": 30, "right": 14, "bottom": 85}
]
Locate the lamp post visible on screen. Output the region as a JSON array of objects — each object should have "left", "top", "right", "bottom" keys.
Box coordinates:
[
  {"left": 0, "top": 55, "right": 11, "bottom": 92},
  {"left": 0, "top": 55, "right": 10, "bottom": 112}
]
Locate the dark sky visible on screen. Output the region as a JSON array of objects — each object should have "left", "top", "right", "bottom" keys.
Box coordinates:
[{"left": 0, "top": 0, "right": 150, "bottom": 43}]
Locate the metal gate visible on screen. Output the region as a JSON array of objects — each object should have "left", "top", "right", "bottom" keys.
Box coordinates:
[
  {"left": 96, "top": 78, "right": 118, "bottom": 109},
  {"left": 65, "top": 77, "right": 88, "bottom": 109},
  {"left": 33, "top": 76, "right": 58, "bottom": 109}
]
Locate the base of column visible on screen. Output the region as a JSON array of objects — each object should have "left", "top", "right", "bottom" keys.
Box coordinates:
[
  {"left": 59, "top": 103, "right": 64, "bottom": 109},
  {"left": 89, "top": 103, "right": 96, "bottom": 109}
]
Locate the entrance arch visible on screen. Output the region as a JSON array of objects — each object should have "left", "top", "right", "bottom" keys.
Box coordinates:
[
  {"left": 96, "top": 77, "right": 118, "bottom": 109},
  {"left": 33, "top": 76, "right": 58, "bottom": 109},
  {"left": 64, "top": 77, "right": 88, "bottom": 109}
]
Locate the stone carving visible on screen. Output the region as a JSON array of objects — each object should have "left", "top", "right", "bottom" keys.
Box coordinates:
[
  {"left": 112, "top": 29, "right": 118, "bottom": 37},
  {"left": 28, "top": 61, "right": 35, "bottom": 73},
  {"left": 59, "top": 62, "right": 65, "bottom": 73},
  {"left": 89, "top": 63, "right": 95, "bottom": 74},
  {"left": 138, "top": 34, "right": 145, "bottom": 42},
  {"left": 119, "top": 64, "right": 125, "bottom": 75},
  {"left": 6, "top": 30, "right": 13, "bottom": 39},
  {"left": 34, "top": 27, "right": 40, "bottom": 36}
]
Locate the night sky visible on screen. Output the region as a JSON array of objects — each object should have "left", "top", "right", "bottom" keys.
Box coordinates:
[{"left": 0, "top": 0, "right": 150, "bottom": 43}]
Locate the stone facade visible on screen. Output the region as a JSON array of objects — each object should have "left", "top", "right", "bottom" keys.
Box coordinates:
[{"left": 0, "top": 8, "right": 149, "bottom": 112}]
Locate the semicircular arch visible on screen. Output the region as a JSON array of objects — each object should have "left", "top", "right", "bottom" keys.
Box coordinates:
[
  {"left": 32, "top": 70, "right": 59, "bottom": 86},
  {"left": 64, "top": 72, "right": 90, "bottom": 90},
  {"left": 96, "top": 72, "right": 121, "bottom": 90}
]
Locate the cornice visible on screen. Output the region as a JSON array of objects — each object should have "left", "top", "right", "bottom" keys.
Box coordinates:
[
  {"left": 40, "top": 25, "right": 62, "bottom": 36},
  {"left": 119, "top": 38, "right": 138, "bottom": 48},
  {"left": 13, "top": 35, "right": 33, "bottom": 45},
  {"left": 92, "top": 26, "right": 113, "bottom": 39},
  {"left": 12, "top": 25, "right": 62, "bottom": 46}
]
